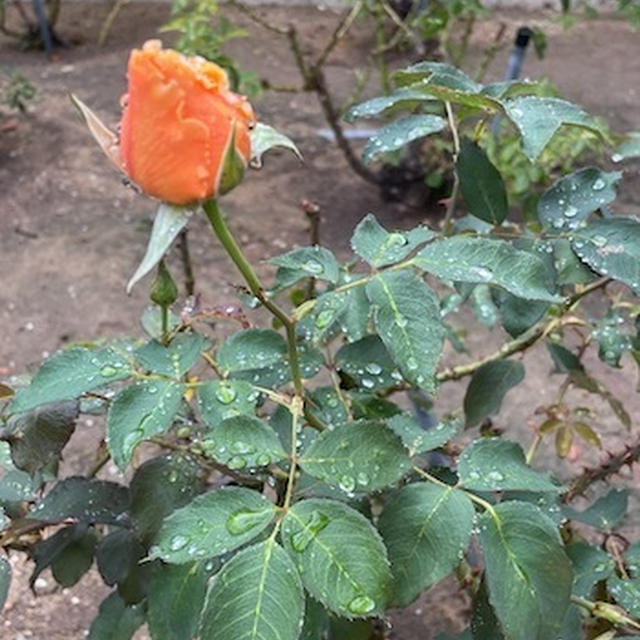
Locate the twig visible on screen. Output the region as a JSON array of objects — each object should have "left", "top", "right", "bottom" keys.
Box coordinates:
[
  {"left": 437, "top": 278, "right": 611, "bottom": 383},
  {"left": 452, "top": 13, "right": 476, "bottom": 68},
  {"left": 315, "top": 0, "right": 364, "bottom": 69},
  {"left": 309, "top": 65, "right": 379, "bottom": 184},
  {"left": 178, "top": 229, "right": 195, "bottom": 297},
  {"left": 0, "top": 0, "right": 26, "bottom": 37},
  {"left": 379, "top": 0, "right": 424, "bottom": 56},
  {"left": 88, "top": 447, "right": 110, "bottom": 478},
  {"left": 571, "top": 595, "right": 640, "bottom": 631},
  {"left": 98, "top": 0, "right": 131, "bottom": 46},
  {"left": 564, "top": 437, "right": 640, "bottom": 502},
  {"left": 228, "top": 0, "right": 288, "bottom": 35},
  {"left": 474, "top": 23, "right": 507, "bottom": 83}
]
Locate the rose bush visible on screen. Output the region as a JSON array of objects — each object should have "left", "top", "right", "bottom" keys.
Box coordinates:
[{"left": 1, "top": 43, "right": 639, "bottom": 640}]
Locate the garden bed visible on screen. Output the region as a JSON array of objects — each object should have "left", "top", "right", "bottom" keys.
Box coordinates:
[{"left": 1, "top": 2, "right": 640, "bottom": 638}]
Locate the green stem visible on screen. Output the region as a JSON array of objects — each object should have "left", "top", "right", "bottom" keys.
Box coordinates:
[
  {"left": 161, "top": 305, "right": 169, "bottom": 343},
  {"left": 443, "top": 101, "right": 460, "bottom": 235},
  {"left": 413, "top": 466, "right": 499, "bottom": 520},
  {"left": 202, "top": 199, "right": 304, "bottom": 397},
  {"left": 283, "top": 397, "right": 303, "bottom": 510}
]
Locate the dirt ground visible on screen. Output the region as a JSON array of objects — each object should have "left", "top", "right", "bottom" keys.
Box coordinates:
[{"left": 1, "top": 2, "right": 640, "bottom": 638}]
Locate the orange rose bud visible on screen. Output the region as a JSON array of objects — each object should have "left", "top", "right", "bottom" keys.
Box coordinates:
[{"left": 119, "top": 40, "right": 255, "bottom": 205}]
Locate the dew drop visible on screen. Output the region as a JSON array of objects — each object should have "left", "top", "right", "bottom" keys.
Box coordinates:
[
  {"left": 255, "top": 453, "right": 271, "bottom": 466},
  {"left": 338, "top": 475, "right": 356, "bottom": 493},
  {"left": 226, "top": 508, "right": 267, "bottom": 535},
  {"left": 215, "top": 385, "right": 237, "bottom": 405},
  {"left": 564, "top": 205, "right": 578, "bottom": 218},
  {"left": 100, "top": 365, "right": 118, "bottom": 377},
  {"left": 365, "top": 362, "right": 383, "bottom": 375},
  {"left": 227, "top": 456, "right": 247, "bottom": 470},
  {"left": 592, "top": 178, "right": 606, "bottom": 191},
  {"left": 169, "top": 535, "right": 189, "bottom": 551},
  {"left": 387, "top": 233, "right": 407, "bottom": 247},
  {"left": 406, "top": 357, "right": 419, "bottom": 371},
  {"left": 315, "top": 309, "right": 334, "bottom": 329},
  {"left": 290, "top": 510, "right": 330, "bottom": 552},
  {"left": 230, "top": 440, "right": 254, "bottom": 455},
  {"left": 348, "top": 595, "right": 375, "bottom": 615},
  {"left": 303, "top": 259, "right": 324, "bottom": 275}
]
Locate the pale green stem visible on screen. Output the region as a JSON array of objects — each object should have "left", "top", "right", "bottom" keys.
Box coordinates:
[{"left": 202, "top": 199, "right": 304, "bottom": 397}]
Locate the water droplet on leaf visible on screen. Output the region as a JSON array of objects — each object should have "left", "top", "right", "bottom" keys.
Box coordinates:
[
  {"left": 338, "top": 475, "right": 356, "bottom": 493},
  {"left": 226, "top": 508, "right": 267, "bottom": 535},
  {"left": 215, "top": 385, "right": 237, "bottom": 404},
  {"left": 169, "top": 535, "right": 189, "bottom": 551},
  {"left": 348, "top": 595, "right": 375, "bottom": 615}
]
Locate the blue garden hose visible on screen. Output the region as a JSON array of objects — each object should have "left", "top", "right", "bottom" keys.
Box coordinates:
[{"left": 32, "top": 0, "right": 53, "bottom": 57}]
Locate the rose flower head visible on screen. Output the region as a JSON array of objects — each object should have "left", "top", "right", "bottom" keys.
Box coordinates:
[{"left": 73, "top": 40, "right": 255, "bottom": 205}]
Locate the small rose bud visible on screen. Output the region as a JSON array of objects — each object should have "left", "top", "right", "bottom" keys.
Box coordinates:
[{"left": 150, "top": 260, "right": 178, "bottom": 307}]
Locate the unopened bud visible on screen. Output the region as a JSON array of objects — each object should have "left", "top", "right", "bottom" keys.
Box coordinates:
[{"left": 150, "top": 260, "right": 178, "bottom": 307}]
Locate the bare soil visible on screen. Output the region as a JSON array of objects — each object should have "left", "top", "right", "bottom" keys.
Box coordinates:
[{"left": 1, "top": 2, "right": 639, "bottom": 638}]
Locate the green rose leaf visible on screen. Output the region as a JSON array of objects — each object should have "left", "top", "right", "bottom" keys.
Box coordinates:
[
  {"left": 479, "top": 502, "right": 573, "bottom": 640},
  {"left": 350, "top": 214, "right": 434, "bottom": 268},
  {"left": 458, "top": 439, "right": 560, "bottom": 492},
  {"left": 378, "top": 483, "right": 474, "bottom": 606},
  {"left": 612, "top": 131, "right": 640, "bottom": 162},
  {"left": 463, "top": 359, "right": 525, "bottom": 427},
  {"left": 134, "top": 333, "right": 206, "bottom": 378},
  {"left": 88, "top": 592, "right": 145, "bottom": 640},
  {"left": 562, "top": 488, "right": 629, "bottom": 531},
  {"left": 538, "top": 168, "right": 621, "bottom": 232},
  {"left": 126, "top": 202, "right": 195, "bottom": 294},
  {"left": 29, "top": 477, "right": 130, "bottom": 525},
  {"left": 148, "top": 561, "right": 216, "bottom": 640},
  {"left": 1, "top": 400, "right": 78, "bottom": 473},
  {"left": 299, "top": 420, "right": 412, "bottom": 493},
  {"left": 250, "top": 122, "right": 302, "bottom": 169},
  {"left": 96, "top": 529, "right": 144, "bottom": 587},
  {"left": 151, "top": 486, "right": 277, "bottom": 563},
  {"left": 502, "top": 96, "right": 604, "bottom": 160},
  {"left": 363, "top": 115, "right": 447, "bottom": 164},
  {"left": 130, "top": 453, "right": 205, "bottom": 545},
  {"left": 306, "top": 387, "right": 349, "bottom": 429},
  {"left": 366, "top": 269, "right": 445, "bottom": 394},
  {"left": 199, "top": 539, "right": 304, "bottom": 640},
  {"left": 334, "top": 335, "right": 399, "bottom": 392},
  {"left": 607, "top": 575, "right": 640, "bottom": 617},
  {"left": 566, "top": 542, "right": 615, "bottom": 597},
  {"left": 269, "top": 246, "right": 340, "bottom": 284},
  {"left": 342, "top": 286, "right": 371, "bottom": 343},
  {"left": 495, "top": 291, "right": 549, "bottom": 338},
  {"left": 457, "top": 138, "right": 508, "bottom": 225},
  {"left": 10, "top": 347, "right": 132, "bottom": 414},
  {"left": 414, "top": 237, "right": 561, "bottom": 302},
  {"left": 0, "top": 555, "right": 10, "bottom": 612},
  {"left": 201, "top": 414, "right": 286, "bottom": 470},
  {"left": 300, "top": 289, "right": 350, "bottom": 345},
  {"left": 197, "top": 379, "right": 260, "bottom": 427},
  {"left": 394, "top": 61, "right": 481, "bottom": 92},
  {"left": 107, "top": 379, "right": 185, "bottom": 470},
  {"left": 387, "top": 413, "right": 457, "bottom": 456},
  {"left": 218, "top": 328, "right": 323, "bottom": 387},
  {"left": 571, "top": 217, "right": 640, "bottom": 294},
  {"left": 282, "top": 499, "right": 392, "bottom": 618},
  {"left": 345, "top": 88, "right": 432, "bottom": 121},
  {"left": 50, "top": 528, "right": 97, "bottom": 587}
]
